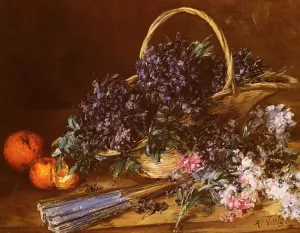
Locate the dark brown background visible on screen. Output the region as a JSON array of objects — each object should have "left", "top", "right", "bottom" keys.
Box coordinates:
[
  {"left": 0, "top": 1, "right": 300, "bottom": 231},
  {"left": 1, "top": 0, "right": 300, "bottom": 196},
  {"left": 1, "top": 0, "right": 300, "bottom": 110}
]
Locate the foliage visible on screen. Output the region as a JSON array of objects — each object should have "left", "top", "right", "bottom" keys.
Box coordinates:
[
  {"left": 110, "top": 156, "right": 141, "bottom": 180},
  {"left": 52, "top": 35, "right": 273, "bottom": 179}
]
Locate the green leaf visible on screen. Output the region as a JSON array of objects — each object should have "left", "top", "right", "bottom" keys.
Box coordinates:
[
  {"left": 81, "top": 142, "right": 89, "bottom": 155},
  {"left": 150, "top": 153, "right": 162, "bottom": 163},
  {"left": 245, "top": 52, "right": 252, "bottom": 60},
  {"left": 177, "top": 188, "right": 183, "bottom": 203},
  {"left": 58, "top": 136, "right": 68, "bottom": 151},
  {"left": 290, "top": 164, "right": 298, "bottom": 174},
  {"left": 111, "top": 159, "right": 126, "bottom": 180},
  {"left": 187, "top": 195, "right": 201, "bottom": 209},
  {"left": 67, "top": 132, "right": 76, "bottom": 145},
  {"left": 63, "top": 144, "right": 71, "bottom": 154},
  {"left": 94, "top": 155, "right": 107, "bottom": 162},
  {"left": 209, "top": 189, "right": 221, "bottom": 204},
  {"left": 84, "top": 157, "right": 91, "bottom": 171},
  {"left": 125, "top": 157, "right": 141, "bottom": 174},
  {"left": 150, "top": 129, "right": 165, "bottom": 136},
  {"left": 68, "top": 116, "right": 80, "bottom": 131},
  {"left": 125, "top": 158, "right": 134, "bottom": 170},
  {"left": 51, "top": 137, "right": 62, "bottom": 147},
  {"left": 155, "top": 117, "right": 167, "bottom": 123},
  {"left": 217, "top": 178, "right": 230, "bottom": 186},
  {"left": 79, "top": 166, "right": 87, "bottom": 178},
  {"left": 191, "top": 37, "right": 214, "bottom": 58},
  {"left": 55, "top": 156, "right": 64, "bottom": 172},
  {"left": 52, "top": 148, "right": 62, "bottom": 157},
  {"left": 69, "top": 163, "right": 78, "bottom": 175},
  {"left": 243, "top": 126, "right": 249, "bottom": 137},
  {"left": 166, "top": 138, "right": 181, "bottom": 148},
  {"left": 200, "top": 169, "right": 223, "bottom": 185}
]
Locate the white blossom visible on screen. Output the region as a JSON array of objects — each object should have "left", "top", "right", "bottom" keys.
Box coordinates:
[
  {"left": 219, "top": 184, "right": 239, "bottom": 208},
  {"left": 236, "top": 154, "right": 265, "bottom": 191},
  {"left": 265, "top": 104, "right": 296, "bottom": 145},
  {"left": 295, "top": 172, "right": 300, "bottom": 181},
  {"left": 265, "top": 178, "right": 291, "bottom": 200},
  {"left": 280, "top": 192, "right": 300, "bottom": 221},
  {"left": 241, "top": 156, "right": 254, "bottom": 169}
]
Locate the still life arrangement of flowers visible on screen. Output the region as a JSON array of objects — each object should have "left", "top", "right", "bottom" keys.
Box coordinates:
[
  {"left": 41, "top": 33, "right": 300, "bottom": 231},
  {"left": 2, "top": 7, "right": 299, "bottom": 233},
  {"left": 173, "top": 104, "right": 300, "bottom": 227}
]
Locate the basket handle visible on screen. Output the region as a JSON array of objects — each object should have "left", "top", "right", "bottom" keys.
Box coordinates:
[{"left": 139, "top": 7, "right": 236, "bottom": 94}]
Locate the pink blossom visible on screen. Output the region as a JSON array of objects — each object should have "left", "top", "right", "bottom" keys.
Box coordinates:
[
  {"left": 220, "top": 187, "right": 258, "bottom": 222},
  {"left": 224, "top": 195, "right": 254, "bottom": 210},
  {"left": 224, "top": 197, "right": 235, "bottom": 208},
  {"left": 239, "top": 175, "right": 248, "bottom": 184},
  {"left": 220, "top": 211, "right": 237, "bottom": 222},
  {"left": 220, "top": 204, "right": 253, "bottom": 223},
  {"left": 178, "top": 154, "right": 203, "bottom": 173},
  {"left": 233, "top": 196, "right": 255, "bottom": 210}
]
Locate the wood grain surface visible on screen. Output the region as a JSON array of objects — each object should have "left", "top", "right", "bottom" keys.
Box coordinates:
[{"left": 1, "top": 171, "right": 300, "bottom": 233}]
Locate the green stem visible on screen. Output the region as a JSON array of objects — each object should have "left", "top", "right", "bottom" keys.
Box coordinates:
[{"left": 174, "top": 184, "right": 211, "bottom": 231}]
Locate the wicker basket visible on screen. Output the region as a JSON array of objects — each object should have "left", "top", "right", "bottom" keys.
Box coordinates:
[{"left": 98, "top": 7, "right": 300, "bottom": 179}]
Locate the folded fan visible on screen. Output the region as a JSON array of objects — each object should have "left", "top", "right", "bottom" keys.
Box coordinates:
[{"left": 37, "top": 180, "right": 175, "bottom": 233}]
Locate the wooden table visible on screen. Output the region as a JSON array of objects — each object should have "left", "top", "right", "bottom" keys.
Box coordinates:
[
  {"left": 0, "top": 171, "right": 300, "bottom": 233},
  {"left": 1, "top": 90, "right": 300, "bottom": 233}
]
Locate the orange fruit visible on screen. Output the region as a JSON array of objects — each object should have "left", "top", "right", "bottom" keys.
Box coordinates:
[
  {"left": 3, "top": 131, "right": 44, "bottom": 172},
  {"left": 29, "top": 158, "right": 56, "bottom": 190},
  {"left": 53, "top": 162, "right": 79, "bottom": 190}
]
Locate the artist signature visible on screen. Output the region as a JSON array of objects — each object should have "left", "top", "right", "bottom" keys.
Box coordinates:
[{"left": 255, "top": 216, "right": 284, "bottom": 228}]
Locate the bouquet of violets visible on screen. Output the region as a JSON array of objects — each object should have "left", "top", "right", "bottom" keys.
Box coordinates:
[{"left": 172, "top": 104, "right": 300, "bottom": 228}]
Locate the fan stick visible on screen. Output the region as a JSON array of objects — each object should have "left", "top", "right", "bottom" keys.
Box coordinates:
[{"left": 37, "top": 180, "right": 176, "bottom": 233}]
